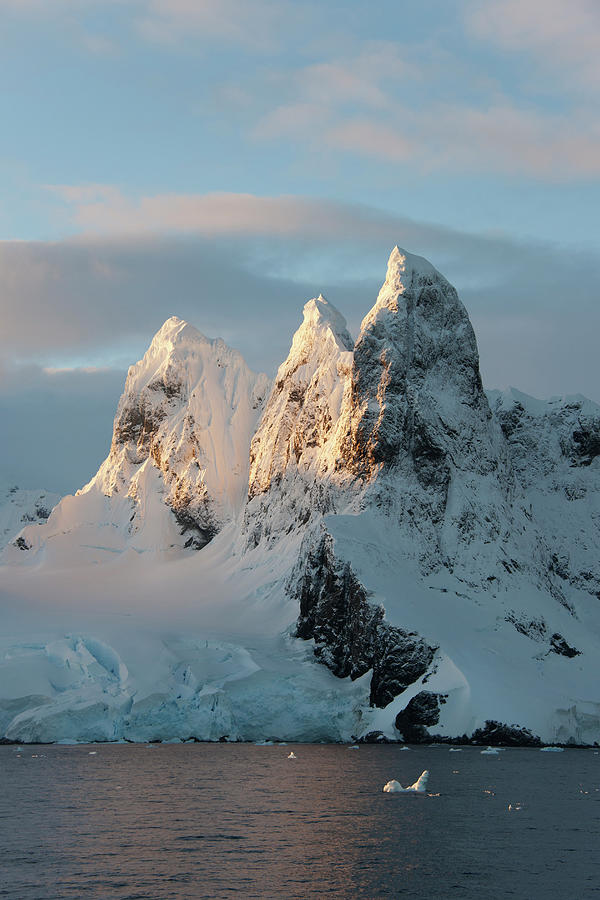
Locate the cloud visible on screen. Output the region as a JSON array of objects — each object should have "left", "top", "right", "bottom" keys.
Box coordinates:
[
  {"left": 254, "top": 78, "right": 600, "bottom": 179},
  {"left": 465, "top": 0, "right": 600, "bottom": 92},
  {"left": 240, "top": 29, "right": 600, "bottom": 180},
  {"left": 2, "top": 190, "right": 599, "bottom": 386},
  {"left": 0, "top": 364, "right": 125, "bottom": 494},
  {"left": 420, "top": 102, "right": 600, "bottom": 178},
  {"left": 2, "top": 192, "right": 599, "bottom": 491},
  {"left": 135, "top": 0, "right": 293, "bottom": 48},
  {"left": 48, "top": 186, "right": 393, "bottom": 237},
  {"left": 0, "top": 0, "right": 297, "bottom": 50}
]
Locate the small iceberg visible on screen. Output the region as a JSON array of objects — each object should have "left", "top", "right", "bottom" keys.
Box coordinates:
[
  {"left": 540, "top": 746, "right": 564, "bottom": 752},
  {"left": 287, "top": 751, "right": 297, "bottom": 759},
  {"left": 449, "top": 747, "right": 462, "bottom": 752},
  {"left": 481, "top": 746, "right": 500, "bottom": 755},
  {"left": 383, "top": 771, "right": 429, "bottom": 793},
  {"left": 347, "top": 745, "right": 360, "bottom": 750}
]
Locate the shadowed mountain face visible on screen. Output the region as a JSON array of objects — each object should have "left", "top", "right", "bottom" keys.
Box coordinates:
[
  {"left": 3, "top": 249, "right": 600, "bottom": 746},
  {"left": 339, "top": 246, "right": 493, "bottom": 482}
]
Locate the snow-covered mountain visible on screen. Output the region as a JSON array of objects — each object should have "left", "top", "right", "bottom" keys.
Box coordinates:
[
  {"left": 1, "top": 249, "right": 599, "bottom": 746},
  {"left": 2, "top": 316, "right": 270, "bottom": 564}
]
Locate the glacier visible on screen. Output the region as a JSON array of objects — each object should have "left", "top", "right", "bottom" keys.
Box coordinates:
[{"left": 1, "top": 247, "right": 599, "bottom": 746}]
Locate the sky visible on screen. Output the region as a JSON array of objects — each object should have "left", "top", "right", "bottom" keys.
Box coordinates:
[{"left": 1, "top": 0, "right": 599, "bottom": 494}]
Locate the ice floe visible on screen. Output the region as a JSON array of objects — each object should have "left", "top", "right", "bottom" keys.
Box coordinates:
[{"left": 383, "top": 770, "right": 429, "bottom": 793}]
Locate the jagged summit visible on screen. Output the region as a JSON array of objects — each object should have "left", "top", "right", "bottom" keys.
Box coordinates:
[
  {"left": 340, "top": 244, "right": 494, "bottom": 483},
  {"left": 145, "top": 316, "right": 249, "bottom": 373},
  {"left": 284, "top": 295, "right": 353, "bottom": 372},
  {"left": 8, "top": 319, "right": 270, "bottom": 559},
  {"left": 301, "top": 295, "right": 352, "bottom": 344},
  {"left": 146, "top": 315, "right": 209, "bottom": 353},
  {"left": 360, "top": 246, "right": 444, "bottom": 329},
  {"left": 247, "top": 296, "right": 353, "bottom": 512}
]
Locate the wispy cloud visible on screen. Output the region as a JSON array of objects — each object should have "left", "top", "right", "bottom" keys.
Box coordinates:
[
  {"left": 3, "top": 191, "right": 600, "bottom": 395},
  {"left": 46, "top": 186, "right": 409, "bottom": 238},
  {"left": 0, "top": 0, "right": 297, "bottom": 50},
  {"left": 256, "top": 97, "right": 600, "bottom": 179},
  {"left": 135, "top": 0, "right": 294, "bottom": 48},
  {"left": 464, "top": 0, "right": 600, "bottom": 92},
  {"left": 246, "top": 31, "right": 600, "bottom": 180}
]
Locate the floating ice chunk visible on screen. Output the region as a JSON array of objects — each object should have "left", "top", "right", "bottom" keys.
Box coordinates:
[
  {"left": 88, "top": 751, "right": 97, "bottom": 755},
  {"left": 399, "top": 746, "right": 410, "bottom": 751},
  {"left": 449, "top": 747, "right": 462, "bottom": 752},
  {"left": 347, "top": 745, "right": 360, "bottom": 750},
  {"left": 540, "top": 746, "right": 564, "bottom": 752},
  {"left": 288, "top": 751, "right": 297, "bottom": 759},
  {"left": 481, "top": 746, "right": 500, "bottom": 755},
  {"left": 383, "top": 770, "right": 429, "bottom": 793},
  {"left": 383, "top": 780, "right": 403, "bottom": 793}
]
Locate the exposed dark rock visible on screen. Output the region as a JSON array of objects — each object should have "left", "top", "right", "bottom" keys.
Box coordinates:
[
  {"left": 549, "top": 633, "right": 581, "bottom": 658},
  {"left": 505, "top": 614, "right": 581, "bottom": 658},
  {"left": 359, "top": 731, "right": 392, "bottom": 743},
  {"left": 570, "top": 422, "right": 600, "bottom": 466},
  {"left": 340, "top": 253, "right": 493, "bottom": 491},
  {"left": 395, "top": 691, "right": 447, "bottom": 742},
  {"left": 172, "top": 507, "right": 217, "bottom": 551},
  {"left": 470, "top": 719, "right": 541, "bottom": 747},
  {"left": 506, "top": 612, "right": 548, "bottom": 641},
  {"left": 14, "top": 536, "right": 31, "bottom": 551},
  {"left": 147, "top": 369, "right": 184, "bottom": 399},
  {"left": 113, "top": 400, "right": 167, "bottom": 461},
  {"left": 293, "top": 532, "right": 436, "bottom": 708}
]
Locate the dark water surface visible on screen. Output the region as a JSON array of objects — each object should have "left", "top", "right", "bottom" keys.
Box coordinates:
[{"left": 1, "top": 743, "right": 599, "bottom": 899}]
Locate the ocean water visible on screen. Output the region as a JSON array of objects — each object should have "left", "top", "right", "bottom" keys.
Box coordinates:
[{"left": 1, "top": 743, "right": 599, "bottom": 899}]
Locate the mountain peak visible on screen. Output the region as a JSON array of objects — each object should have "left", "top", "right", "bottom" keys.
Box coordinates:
[
  {"left": 300, "top": 295, "right": 352, "bottom": 348},
  {"left": 150, "top": 315, "right": 208, "bottom": 351},
  {"left": 366, "top": 246, "right": 443, "bottom": 323}
]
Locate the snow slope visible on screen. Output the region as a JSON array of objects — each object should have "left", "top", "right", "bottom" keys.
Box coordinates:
[
  {"left": 1, "top": 250, "right": 599, "bottom": 745},
  {"left": 0, "top": 484, "right": 61, "bottom": 550}
]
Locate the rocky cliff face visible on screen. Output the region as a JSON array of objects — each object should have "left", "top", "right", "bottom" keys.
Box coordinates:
[
  {"left": 489, "top": 388, "right": 600, "bottom": 602},
  {"left": 244, "top": 296, "right": 354, "bottom": 546},
  {"left": 89, "top": 316, "right": 270, "bottom": 549},
  {"left": 291, "top": 528, "right": 436, "bottom": 708},
  {"left": 245, "top": 248, "right": 600, "bottom": 738},
  {"left": 6, "top": 316, "right": 269, "bottom": 559},
  {"left": 329, "top": 247, "right": 518, "bottom": 580},
  {"left": 241, "top": 248, "right": 517, "bottom": 713}
]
